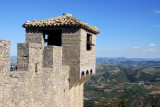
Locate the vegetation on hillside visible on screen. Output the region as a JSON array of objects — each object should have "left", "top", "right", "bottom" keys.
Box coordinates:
[{"left": 84, "top": 58, "right": 160, "bottom": 107}]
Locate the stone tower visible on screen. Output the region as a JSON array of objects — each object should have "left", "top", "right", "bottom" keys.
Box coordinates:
[
  {"left": 19, "top": 13, "right": 100, "bottom": 86},
  {"left": 0, "top": 13, "right": 99, "bottom": 107}
]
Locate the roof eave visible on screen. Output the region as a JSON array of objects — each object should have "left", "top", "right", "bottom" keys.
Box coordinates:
[{"left": 22, "top": 24, "right": 100, "bottom": 34}]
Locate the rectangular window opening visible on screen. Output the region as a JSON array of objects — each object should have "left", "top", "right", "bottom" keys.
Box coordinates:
[
  {"left": 86, "top": 33, "right": 92, "bottom": 50},
  {"left": 43, "top": 30, "right": 62, "bottom": 46}
]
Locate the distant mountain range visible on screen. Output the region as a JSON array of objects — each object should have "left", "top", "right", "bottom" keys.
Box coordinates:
[
  {"left": 11, "top": 56, "right": 160, "bottom": 65},
  {"left": 10, "top": 56, "right": 160, "bottom": 62},
  {"left": 97, "top": 57, "right": 160, "bottom": 62}
]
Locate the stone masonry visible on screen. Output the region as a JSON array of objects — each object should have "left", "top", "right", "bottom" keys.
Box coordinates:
[
  {"left": 0, "top": 40, "right": 10, "bottom": 72},
  {"left": 0, "top": 13, "right": 100, "bottom": 107}
]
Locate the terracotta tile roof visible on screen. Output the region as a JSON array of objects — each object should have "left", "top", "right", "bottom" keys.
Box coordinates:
[{"left": 22, "top": 13, "right": 100, "bottom": 34}]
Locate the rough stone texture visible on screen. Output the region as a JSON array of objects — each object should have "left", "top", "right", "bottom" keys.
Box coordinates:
[
  {"left": 17, "top": 43, "right": 43, "bottom": 72},
  {"left": 62, "top": 28, "right": 81, "bottom": 87},
  {"left": 43, "top": 46, "right": 62, "bottom": 71},
  {"left": 0, "top": 40, "right": 10, "bottom": 72},
  {"left": 79, "top": 29, "right": 96, "bottom": 80},
  {"left": 0, "top": 66, "right": 70, "bottom": 107},
  {"left": 69, "top": 83, "right": 84, "bottom": 107},
  {"left": 0, "top": 14, "right": 98, "bottom": 107},
  {"left": 26, "top": 28, "right": 44, "bottom": 45},
  {"left": 62, "top": 28, "right": 96, "bottom": 86}
]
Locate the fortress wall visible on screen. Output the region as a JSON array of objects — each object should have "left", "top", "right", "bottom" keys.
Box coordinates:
[
  {"left": 0, "top": 66, "right": 70, "bottom": 107},
  {"left": 69, "top": 83, "right": 84, "bottom": 107},
  {"left": 0, "top": 42, "right": 72, "bottom": 107},
  {"left": 0, "top": 40, "right": 10, "bottom": 72}
]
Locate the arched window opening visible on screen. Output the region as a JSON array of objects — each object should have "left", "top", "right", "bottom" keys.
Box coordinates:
[
  {"left": 90, "top": 69, "right": 93, "bottom": 75},
  {"left": 81, "top": 71, "right": 85, "bottom": 78},
  {"left": 86, "top": 70, "right": 89, "bottom": 76}
]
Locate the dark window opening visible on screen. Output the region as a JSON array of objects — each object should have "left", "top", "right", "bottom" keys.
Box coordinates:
[
  {"left": 90, "top": 69, "right": 93, "bottom": 75},
  {"left": 86, "top": 70, "right": 89, "bottom": 76},
  {"left": 86, "top": 33, "right": 92, "bottom": 50},
  {"left": 43, "top": 30, "right": 62, "bottom": 46},
  {"left": 81, "top": 71, "right": 85, "bottom": 78},
  {"left": 44, "top": 34, "right": 48, "bottom": 46}
]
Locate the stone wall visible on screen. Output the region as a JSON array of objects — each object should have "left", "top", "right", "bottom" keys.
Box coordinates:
[
  {"left": 43, "top": 46, "right": 62, "bottom": 71},
  {"left": 0, "top": 40, "right": 10, "bottom": 72},
  {"left": 80, "top": 29, "right": 96, "bottom": 79},
  {"left": 0, "top": 65, "right": 70, "bottom": 107},
  {"left": 69, "top": 83, "right": 84, "bottom": 107},
  {"left": 62, "top": 28, "right": 81, "bottom": 87},
  {"left": 0, "top": 39, "right": 78, "bottom": 106},
  {"left": 26, "top": 28, "right": 44, "bottom": 45},
  {"left": 62, "top": 28, "right": 96, "bottom": 86}
]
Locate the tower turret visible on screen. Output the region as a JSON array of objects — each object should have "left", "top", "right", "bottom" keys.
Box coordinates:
[{"left": 19, "top": 13, "right": 100, "bottom": 87}]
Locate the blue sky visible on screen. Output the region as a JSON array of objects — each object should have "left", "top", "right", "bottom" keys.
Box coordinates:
[{"left": 0, "top": 0, "right": 160, "bottom": 58}]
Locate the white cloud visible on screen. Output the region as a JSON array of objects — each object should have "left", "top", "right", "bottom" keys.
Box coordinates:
[
  {"left": 115, "top": 48, "right": 119, "bottom": 50},
  {"left": 143, "top": 48, "right": 156, "bottom": 52},
  {"left": 131, "top": 46, "right": 139, "bottom": 51},
  {"left": 149, "top": 43, "right": 156, "bottom": 47},
  {"left": 153, "top": 10, "right": 160, "bottom": 13}
]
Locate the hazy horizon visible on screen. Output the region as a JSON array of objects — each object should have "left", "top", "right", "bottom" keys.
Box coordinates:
[{"left": 10, "top": 56, "right": 160, "bottom": 59}]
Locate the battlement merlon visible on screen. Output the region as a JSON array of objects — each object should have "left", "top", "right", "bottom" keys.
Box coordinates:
[
  {"left": 43, "top": 46, "right": 62, "bottom": 72},
  {"left": 17, "top": 43, "right": 43, "bottom": 71},
  {"left": 0, "top": 40, "right": 10, "bottom": 72}
]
